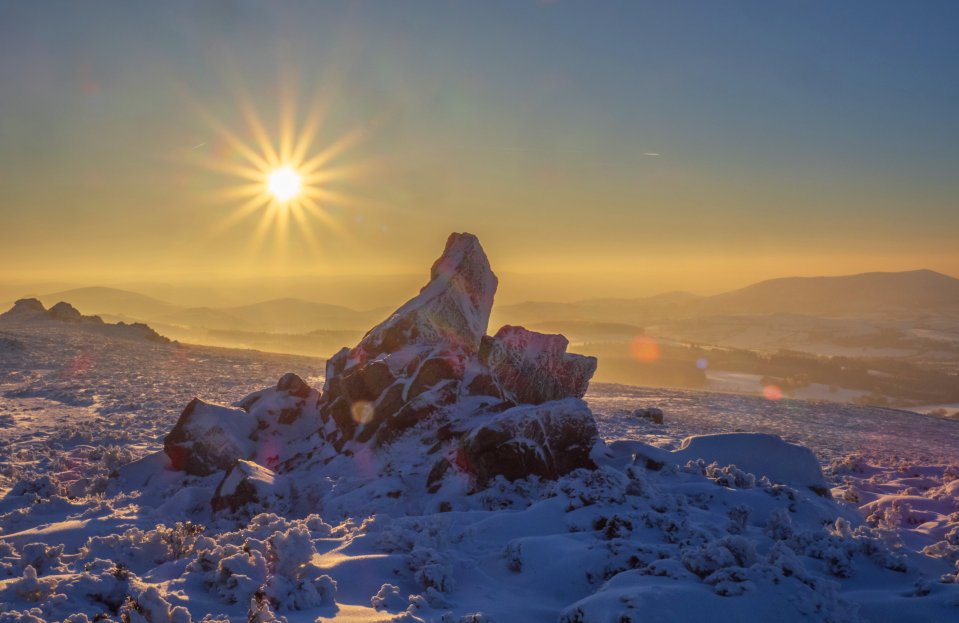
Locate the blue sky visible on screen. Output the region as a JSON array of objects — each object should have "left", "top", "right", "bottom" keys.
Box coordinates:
[{"left": 1, "top": 1, "right": 957, "bottom": 296}]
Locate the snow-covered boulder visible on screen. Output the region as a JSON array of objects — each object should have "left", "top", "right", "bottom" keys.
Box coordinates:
[
  {"left": 164, "top": 398, "right": 258, "bottom": 476},
  {"left": 211, "top": 460, "right": 288, "bottom": 514},
  {"left": 674, "top": 433, "right": 829, "bottom": 495},
  {"left": 460, "top": 398, "right": 599, "bottom": 487},
  {"left": 481, "top": 325, "right": 597, "bottom": 404}
]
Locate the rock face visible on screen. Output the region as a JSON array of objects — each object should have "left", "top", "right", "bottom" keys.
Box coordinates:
[{"left": 159, "top": 232, "right": 602, "bottom": 502}]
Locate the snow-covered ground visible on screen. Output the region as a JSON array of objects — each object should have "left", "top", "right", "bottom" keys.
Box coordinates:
[
  {"left": 1, "top": 324, "right": 958, "bottom": 622},
  {"left": 704, "top": 371, "right": 873, "bottom": 405}
]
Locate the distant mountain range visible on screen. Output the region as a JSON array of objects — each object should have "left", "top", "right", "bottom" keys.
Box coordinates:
[
  {"left": 14, "top": 269, "right": 958, "bottom": 345},
  {"left": 494, "top": 269, "right": 959, "bottom": 327},
  {"left": 702, "top": 269, "right": 959, "bottom": 316}
]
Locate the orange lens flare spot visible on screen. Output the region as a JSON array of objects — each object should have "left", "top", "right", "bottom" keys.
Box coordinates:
[
  {"left": 350, "top": 400, "right": 375, "bottom": 424},
  {"left": 763, "top": 385, "right": 783, "bottom": 401},
  {"left": 630, "top": 336, "right": 661, "bottom": 363}
]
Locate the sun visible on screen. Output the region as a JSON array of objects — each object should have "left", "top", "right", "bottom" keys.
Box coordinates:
[
  {"left": 267, "top": 166, "right": 302, "bottom": 202},
  {"left": 185, "top": 79, "right": 375, "bottom": 251}
]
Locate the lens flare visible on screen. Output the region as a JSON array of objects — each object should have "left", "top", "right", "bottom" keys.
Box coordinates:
[
  {"left": 351, "top": 400, "right": 375, "bottom": 424},
  {"left": 763, "top": 385, "right": 783, "bottom": 401},
  {"left": 630, "top": 336, "right": 661, "bottom": 363}
]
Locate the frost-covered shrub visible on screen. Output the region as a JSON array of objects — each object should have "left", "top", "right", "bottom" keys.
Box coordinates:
[
  {"left": 247, "top": 592, "right": 287, "bottom": 623},
  {"left": 0, "top": 610, "right": 47, "bottom": 623},
  {"left": 557, "top": 467, "right": 628, "bottom": 510},
  {"left": 502, "top": 541, "right": 523, "bottom": 573},
  {"left": 119, "top": 586, "right": 191, "bottom": 623},
  {"left": 187, "top": 518, "right": 335, "bottom": 611},
  {"left": 703, "top": 462, "right": 755, "bottom": 489},
  {"left": 829, "top": 453, "right": 870, "bottom": 476},
  {"left": 680, "top": 536, "right": 756, "bottom": 579},
  {"left": 18, "top": 542, "right": 65, "bottom": 575},
  {"left": 9, "top": 474, "right": 59, "bottom": 501},
  {"left": 726, "top": 505, "right": 749, "bottom": 534},
  {"left": 371, "top": 583, "right": 406, "bottom": 611},
  {"left": 764, "top": 507, "right": 795, "bottom": 541},
  {"left": 474, "top": 475, "right": 551, "bottom": 511},
  {"left": 81, "top": 523, "right": 209, "bottom": 571},
  {"left": 408, "top": 547, "right": 454, "bottom": 593},
  {"left": 9, "top": 565, "right": 58, "bottom": 602}
]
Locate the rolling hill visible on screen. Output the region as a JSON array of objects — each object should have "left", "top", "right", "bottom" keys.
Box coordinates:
[{"left": 699, "top": 269, "right": 959, "bottom": 316}]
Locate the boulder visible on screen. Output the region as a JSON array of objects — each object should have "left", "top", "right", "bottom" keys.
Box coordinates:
[
  {"left": 276, "top": 372, "right": 312, "bottom": 398},
  {"left": 163, "top": 398, "right": 257, "bottom": 476},
  {"left": 460, "top": 398, "right": 599, "bottom": 488},
  {"left": 211, "top": 460, "right": 287, "bottom": 513},
  {"left": 673, "top": 433, "right": 829, "bottom": 495},
  {"left": 632, "top": 407, "right": 664, "bottom": 424},
  {"left": 482, "top": 325, "right": 597, "bottom": 404}
]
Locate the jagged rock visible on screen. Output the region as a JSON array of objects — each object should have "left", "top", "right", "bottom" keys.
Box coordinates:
[
  {"left": 481, "top": 325, "right": 597, "bottom": 404},
  {"left": 211, "top": 460, "right": 287, "bottom": 513},
  {"left": 460, "top": 398, "right": 599, "bottom": 488},
  {"left": 318, "top": 234, "right": 497, "bottom": 446},
  {"left": 47, "top": 302, "right": 84, "bottom": 323},
  {"left": 632, "top": 407, "right": 664, "bottom": 424},
  {"left": 351, "top": 232, "right": 498, "bottom": 360},
  {"left": 164, "top": 398, "right": 257, "bottom": 476},
  {"left": 159, "top": 233, "right": 602, "bottom": 492}
]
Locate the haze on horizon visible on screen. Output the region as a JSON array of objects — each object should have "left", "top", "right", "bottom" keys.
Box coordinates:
[{"left": 2, "top": 1, "right": 957, "bottom": 306}]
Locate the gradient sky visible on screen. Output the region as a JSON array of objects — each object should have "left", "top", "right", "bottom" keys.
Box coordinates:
[{"left": 1, "top": 1, "right": 957, "bottom": 303}]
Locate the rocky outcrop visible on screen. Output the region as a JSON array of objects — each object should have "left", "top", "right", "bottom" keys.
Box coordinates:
[
  {"left": 0, "top": 299, "right": 169, "bottom": 343},
  {"left": 317, "top": 233, "right": 501, "bottom": 448},
  {"left": 0, "top": 299, "right": 47, "bottom": 322},
  {"left": 159, "top": 232, "right": 602, "bottom": 503}
]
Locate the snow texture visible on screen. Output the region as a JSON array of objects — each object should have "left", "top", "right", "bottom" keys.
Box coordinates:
[{"left": 0, "top": 235, "right": 958, "bottom": 621}]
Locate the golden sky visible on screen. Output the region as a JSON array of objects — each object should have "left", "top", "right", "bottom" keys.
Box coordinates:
[{"left": 1, "top": 2, "right": 957, "bottom": 305}]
